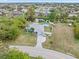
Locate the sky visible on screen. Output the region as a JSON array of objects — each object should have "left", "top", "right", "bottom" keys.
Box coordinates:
[{"left": 0, "top": 0, "right": 79, "bottom": 3}]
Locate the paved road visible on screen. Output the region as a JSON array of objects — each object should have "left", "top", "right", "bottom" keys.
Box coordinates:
[{"left": 9, "top": 45, "right": 77, "bottom": 59}]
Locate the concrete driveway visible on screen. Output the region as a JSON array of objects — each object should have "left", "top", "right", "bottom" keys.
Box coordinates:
[{"left": 29, "top": 23, "right": 48, "bottom": 48}]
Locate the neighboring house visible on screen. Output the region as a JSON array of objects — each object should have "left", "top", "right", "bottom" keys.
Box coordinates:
[
  {"left": 0, "top": 12, "right": 3, "bottom": 16},
  {"left": 21, "top": 8, "right": 27, "bottom": 13},
  {"left": 35, "top": 7, "right": 51, "bottom": 16},
  {"left": 35, "top": 18, "right": 44, "bottom": 22},
  {"left": 0, "top": 9, "right": 9, "bottom": 16},
  {"left": 68, "top": 13, "right": 78, "bottom": 17},
  {"left": 68, "top": 9, "right": 79, "bottom": 17},
  {"left": 10, "top": 10, "right": 22, "bottom": 17}
]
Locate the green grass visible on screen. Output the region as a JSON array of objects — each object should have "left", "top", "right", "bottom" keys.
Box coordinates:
[
  {"left": 38, "top": 21, "right": 46, "bottom": 25},
  {"left": 44, "top": 26, "right": 52, "bottom": 32},
  {"left": 8, "top": 32, "right": 37, "bottom": 46}
]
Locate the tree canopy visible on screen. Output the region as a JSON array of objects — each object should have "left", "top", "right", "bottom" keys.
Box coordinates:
[{"left": 26, "top": 6, "right": 35, "bottom": 22}]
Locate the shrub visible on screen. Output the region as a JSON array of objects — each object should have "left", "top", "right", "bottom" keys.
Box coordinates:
[
  {"left": 0, "top": 25, "right": 19, "bottom": 41},
  {"left": 0, "top": 19, "right": 20, "bottom": 41},
  {"left": 0, "top": 15, "right": 27, "bottom": 41},
  {"left": 6, "top": 49, "right": 30, "bottom": 59},
  {"left": 74, "top": 23, "right": 79, "bottom": 39}
]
